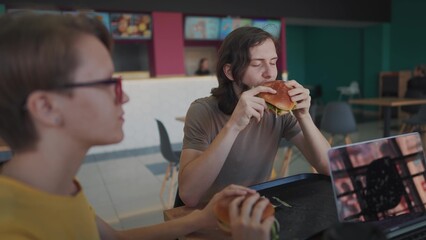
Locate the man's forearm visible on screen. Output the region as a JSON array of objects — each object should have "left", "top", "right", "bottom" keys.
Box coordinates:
[
  {"left": 296, "top": 115, "right": 331, "bottom": 174},
  {"left": 179, "top": 123, "right": 241, "bottom": 206}
]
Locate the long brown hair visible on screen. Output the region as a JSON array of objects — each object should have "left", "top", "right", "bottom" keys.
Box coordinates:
[{"left": 211, "top": 26, "right": 278, "bottom": 114}]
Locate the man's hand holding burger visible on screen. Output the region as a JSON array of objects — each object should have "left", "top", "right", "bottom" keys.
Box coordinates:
[
  {"left": 228, "top": 86, "right": 276, "bottom": 131},
  {"left": 195, "top": 184, "right": 257, "bottom": 228},
  {"left": 282, "top": 80, "right": 312, "bottom": 119},
  {"left": 228, "top": 194, "right": 276, "bottom": 240},
  {"left": 192, "top": 184, "right": 276, "bottom": 240},
  {"left": 212, "top": 191, "right": 277, "bottom": 240},
  {"left": 257, "top": 80, "right": 311, "bottom": 119}
]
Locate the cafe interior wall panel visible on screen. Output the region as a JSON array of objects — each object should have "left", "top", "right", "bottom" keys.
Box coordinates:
[
  {"left": 390, "top": 0, "right": 426, "bottom": 70},
  {"left": 88, "top": 76, "right": 218, "bottom": 155},
  {"left": 305, "top": 27, "right": 363, "bottom": 102},
  {"left": 151, "top": 12, "right": 185, "bottom": 76}
]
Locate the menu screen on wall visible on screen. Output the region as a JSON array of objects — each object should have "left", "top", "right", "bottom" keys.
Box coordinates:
[
  {"left": 63, "top": 11, "right": 111, "bottom": 32},
  {"left": 110, "top": 13, "right": 152, "bottom": 39},
  {"left": 184, "top": 16, "right": 220, "bottom": 40},
  {"left": 252, "top": 19, "right": 281, "bottom": 38},
  {"left": 219, "top": 18, "right": 252, "bottom": 40}
]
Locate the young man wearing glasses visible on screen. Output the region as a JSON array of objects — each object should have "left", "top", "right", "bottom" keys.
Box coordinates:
[{"left": 0, "top": 14, "right": 274, "bottom": 240}]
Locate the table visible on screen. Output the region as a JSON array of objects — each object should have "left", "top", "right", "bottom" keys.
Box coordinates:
[
  {"left": 163, "top": 173, "right": 338, "bottom": 240},
  {"left": 349, "top": 98, "right": 426, "bottom": 137}
]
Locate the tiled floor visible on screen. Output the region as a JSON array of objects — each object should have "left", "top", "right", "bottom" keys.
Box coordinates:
[{"left": 76, "top": 118, "right": 393, "bottom": 230}]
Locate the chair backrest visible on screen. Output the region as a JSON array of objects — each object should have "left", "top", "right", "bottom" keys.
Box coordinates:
[
  {"left": 309, "top": 104, "right": 319, "bottom": 126},
  {"left": 155, "top": 119, "right": 180, "bottom": 164},
  {"left": 348, "top": 81, "right": 360, "bottom": 94},
  {"left": 320, "top": 102, "right": 357, "bottom": 135},
  {"left": 402, "top": 89, "right": 425, "bottom": 114},
  {"left": 417, "top": 105, "right": 426, "bottom": 121}
]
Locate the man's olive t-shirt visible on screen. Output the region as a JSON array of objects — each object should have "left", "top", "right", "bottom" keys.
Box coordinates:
[{"left": 183, "top": 96, "right": 301, "bottom": 204}]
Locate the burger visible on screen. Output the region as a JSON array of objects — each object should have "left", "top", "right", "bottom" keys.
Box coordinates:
[
  {"left": 257, "top": 80, "right": 296, "bottom": 116},
  {"left": 213, "top": 195, "right": 276, "bottom": 233}
]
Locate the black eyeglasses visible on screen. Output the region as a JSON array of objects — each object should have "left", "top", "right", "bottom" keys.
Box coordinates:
[{"left": 61, "top": 76, "right": 123, "bottom": 103}]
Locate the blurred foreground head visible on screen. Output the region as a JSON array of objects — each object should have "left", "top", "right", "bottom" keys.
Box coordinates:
[{"left": 0, "top": 13, "right": 112, "bottom": 151}]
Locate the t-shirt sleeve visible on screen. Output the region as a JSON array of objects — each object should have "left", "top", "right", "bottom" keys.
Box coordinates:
[
  {"left": 182, "top": 101, "right": 212, "bottom": 151},
  {"left": 282, "top": 114, "right": 301, "bottom": 140}
]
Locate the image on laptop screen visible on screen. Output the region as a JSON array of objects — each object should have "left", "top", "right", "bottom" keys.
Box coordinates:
[{"left": 328, "top": 133, "right": 426, "bottom": 223}]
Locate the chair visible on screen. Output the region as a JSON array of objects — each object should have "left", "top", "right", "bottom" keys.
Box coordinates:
[
  {"left": 271, "top": 104, "right": 320, "bottom": 178},
  {"left": 277, "top": 139, "right": 293, "bottom": 177},
  {"left": 310, "top": 85, "right": 323, "bottom": 105},
  {"left": 337, "top": 81, "right": 361, "bottom": 100},
  {"left": 400, "top": 105, "right": 426, "bottom": 134},
  {"left": 320, "top": 102, "right": 357, "bottom": 145},
  {"left": 270, "top": 139, "right": 293, "bottom": 179},
  {"left": 156, "top": 119, "right": 181, "bottom": 209},
  {"left": 401, "top": 89, "right": 425, "bottom": 116}
]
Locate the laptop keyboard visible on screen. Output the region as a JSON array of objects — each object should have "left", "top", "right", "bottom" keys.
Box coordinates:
[
  {"left": 377, "top": 213, "right": 423, "bottom": 230},
  {"left": 390, "top": 226, "right": 426, "bottom": 240}
]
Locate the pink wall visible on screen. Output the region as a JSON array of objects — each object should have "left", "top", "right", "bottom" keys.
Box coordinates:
[{"left": 151, "top": 12, "right": 185, "bottom": 76}]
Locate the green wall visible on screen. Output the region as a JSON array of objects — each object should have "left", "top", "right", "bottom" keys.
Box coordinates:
[
  {"left": 363, "top": 24, "right": 390, "bottom": 99},
  {"left": 287, "top": 26, "right": 366, "bottom": 102},
  {"left": 286, "top": 0, "right": 426, "bottom": 104},
  {"left": 286, "top": 24, "right": 389, "bottom": 103},
  {"left": 391, "top": 0, "right": 426, "bottom": 70},
  {"left": 286, "top": 26, "right": 306, "bottom": 84},
  {"left": 305, "top": 27, "right": 363, "bottom": 103},
  {"left": 0, "top": 4, "right": 4, "bottom": 14}
]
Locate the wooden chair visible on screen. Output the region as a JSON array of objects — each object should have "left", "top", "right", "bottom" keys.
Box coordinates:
[
  {"left": 156, "top": 119, "right": 181, "bottom": 209},
  {"left": 278, "top": 140, "right": 293, "bottom": 177},
  {"left": 270, "top": 139, "right": 293, "bottom": 180},
  {"left": 271, "top": 104, "right": 319, "bottom": 179}
]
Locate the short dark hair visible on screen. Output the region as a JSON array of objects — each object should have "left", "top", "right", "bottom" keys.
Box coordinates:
[
  {"left": 211, "top": 26, "right": 279, "bottom": 114},
  {"left": 0, "top": 13, "right": 113, "bottom": 151},
  {"left": 198, "top": 58, "right": 208, "bottom": 69}
]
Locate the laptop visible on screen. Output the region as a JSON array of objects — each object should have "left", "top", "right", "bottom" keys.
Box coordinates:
[{"left": 328, "top": 132, "right": 426, "bottom": 239}]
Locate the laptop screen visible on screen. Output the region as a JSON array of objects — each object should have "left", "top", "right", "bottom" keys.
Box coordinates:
[{"left": 328, "top": 132, "right": 426, "bottom": 223}]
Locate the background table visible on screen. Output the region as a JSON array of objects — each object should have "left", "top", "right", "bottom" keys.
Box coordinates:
[{"left": 349, "top": 98, "right": 426, "bottom": 137}]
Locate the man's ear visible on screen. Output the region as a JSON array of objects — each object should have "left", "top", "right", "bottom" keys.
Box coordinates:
[
  {"left": 223, "top": 64, "right": 234, "bottom": 81},
  {"left": 25, "top": 91, "right": 63, "bottom": 127}
]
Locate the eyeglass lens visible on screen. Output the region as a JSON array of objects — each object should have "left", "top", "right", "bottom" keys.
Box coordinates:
[{"left": 115, "top": 77, "right": 123, "bottom": 104}]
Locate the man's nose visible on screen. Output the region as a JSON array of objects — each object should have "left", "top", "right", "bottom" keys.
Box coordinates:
[{"left": 262, "top": 64, "right": 274, "bottom": 79}]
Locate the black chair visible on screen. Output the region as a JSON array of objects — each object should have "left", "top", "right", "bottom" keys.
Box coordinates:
[
  {"left": 400, "top": 105, "right": 426, "bottom": 134},
  {"left": 320, "top": 102, "right": 357, "bottom": 146},
  {"left": 156, "top": 119, "right": 181, "bottom": 209},
  {"left": 401, "top": 89, "right": 425, "bottom": 116}
]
